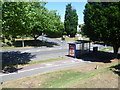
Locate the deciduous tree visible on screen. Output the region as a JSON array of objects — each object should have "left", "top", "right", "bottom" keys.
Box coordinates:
[
  {"left": 2, "top": 2, "right": 32, "bottom": 46},
  {"left": 2, "top": 2, "right": 64, "bottom": 46}
]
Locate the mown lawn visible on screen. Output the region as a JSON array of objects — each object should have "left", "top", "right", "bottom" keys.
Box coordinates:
[{"left": 1, "top": 37, "right": 58, "bottom": 49}]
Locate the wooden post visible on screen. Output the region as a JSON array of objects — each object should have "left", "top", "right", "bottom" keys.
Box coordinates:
[{"left": 95, "top": 65, "right": 99, "bottom": 69}]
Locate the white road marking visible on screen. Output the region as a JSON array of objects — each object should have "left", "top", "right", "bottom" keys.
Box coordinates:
[
  {"left": 88, "top": 61, "right": 93, "bottom": 63},
  {"left": 0, "top": 61, "right": 84, "bottom": 77},
  {"left": 78, "top": 60, "right": 84, "bottom": 62},
  {"left": 71, "top": 60, "right": 76, "bottom": 62},
  {"left": 0, "top": 72, "right": 18, "bottom": 77},
  {"left": 20, "top": 48, "right": 62, "bottom": 53},
  {"left": 0, "top": 67, "right": 45, "bottom": 77},
  {"left": 45, "top": 64, "right": 52, "bottom": 66},
  {"left": 54, "top": 65, "right": 60, "bottom": 66},
  {"left": 73, "top": 59, "right": 84, "bottom": 62},
  {"left": 36, "top": 50, "right": 41, "bottom": 52},
  {"left": 63, "top": 62, "right": 67, "bottom": 63},
  {"left": 21, "top": 50, "right": 30, "bottom": 53}
]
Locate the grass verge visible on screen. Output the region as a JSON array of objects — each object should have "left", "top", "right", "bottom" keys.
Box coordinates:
[
  {"left": 64, "top": 37, "right": 76, "bottom": 43},
  {"left": 1, "top": 46, "right": 33, "bottom": 50},
  {"left": 99, "top": 47, "right": 113, "bottom": 52},
  {"left": 41, "top": 63, "right": 118, "bottom": 88},
  {"left": 18, "top": 57, "right": 68, "bottom": 68}
]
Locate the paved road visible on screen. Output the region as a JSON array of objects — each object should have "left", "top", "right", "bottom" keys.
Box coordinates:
[
  {"left": 0, "top": 58, "right": 93, "bottom": 82},
  {"left": 1, "top": 36, "right": 68, "bottom": 61},
  {"left": 1, "top": 43, "right": 109, "bottom": 63},
  {"left": 37, "top": 36, "right": 67, "bottom": 46},
  {"left": 1, "top": 36, "right": 110, "bottom": 61},
  {"left": 0, "top": 37, "right": 112, "bottom": 83},
  {"left": 2, "top": 46, "right": 68, "bottom": 62}
]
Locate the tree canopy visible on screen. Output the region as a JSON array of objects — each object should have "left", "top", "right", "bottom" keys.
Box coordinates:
[
  {"left": 2, "top": 2, "right": 64, "bottom": 44},
  {"left": 64, "top": 3, "right": 78, "bottom": 37},
  {"left": 2, "top": 2, "right": 31, "bottom": 43},
  {"left": 82, "top": 2, "right": 120, "bottom": 56}
]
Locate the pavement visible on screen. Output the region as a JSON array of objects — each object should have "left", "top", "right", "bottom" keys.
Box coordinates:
[{"left": 0, "top": 57, "right": 93, "bottom": 82}]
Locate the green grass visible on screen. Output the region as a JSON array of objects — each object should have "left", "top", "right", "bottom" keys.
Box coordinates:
[
  {"left": 1, "top": 40, "right": 57, "bottom": 50},
  {"left": 1, "top": 46, "right": 33, "bottom": 50},
  {"left": 13, "top": 40, "right": 57, "bottom": 47},
  {"left": 41, "top": 70, "right": 84, "bottom": 88},
  {"left": 18, "top": 57, "right": 68, "bottom": 67},
  {"left": 2, "top": 37, "right": 58, "bottom": 48},
  {"left": 2, "top": 62, "right": 119, "bottom": 88},
  {"left": 29, "top": 57, "right": 67, "bottom": 65},
  {"left": 62, "top": 67, "right": 110, "bottom": 88},
  {"left": 64, "top": 37, "right": 76, "bottom": 43},
  {"left": 40, "top": 63, "right": 118, "bottom": 88},
  {"left": 99, "top": 47, "right": 113, "bottom": 52}
]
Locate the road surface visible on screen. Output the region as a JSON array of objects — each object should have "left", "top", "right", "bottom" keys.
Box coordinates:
[
  {"left": 0, "top": 37, "right": 111, "bottom": 82},
  {"left": 0, "top": 58, "right": 93, "bottom": 82}
]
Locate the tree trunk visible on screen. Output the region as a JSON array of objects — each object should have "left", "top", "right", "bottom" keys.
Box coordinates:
[
  {"left": 34, "top": 35, "right": 39, "bottom": 46},
  {"left": 113, "top": 45, "right": 119, "bottom": 59},
  {"left": 34, "top": 35, "right": 38, "bottom": 41}
]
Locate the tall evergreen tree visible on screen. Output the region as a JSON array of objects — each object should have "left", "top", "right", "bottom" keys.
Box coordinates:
[{"left": 64, "top": 3, "right": 78, "bottom": 37}]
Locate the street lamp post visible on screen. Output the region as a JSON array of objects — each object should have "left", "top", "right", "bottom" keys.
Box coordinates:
[
  {"left": 61, "top": 39, "right": 63, "bottom": 58},
  {"left": 42, "top": 33, "right": 44, "bottom": 42},
  {"left": 61, "top": 35, "right": 65, "bottom": 58},
  {"left": 22, "top": 35, "right": 24, "bottom": 47}
]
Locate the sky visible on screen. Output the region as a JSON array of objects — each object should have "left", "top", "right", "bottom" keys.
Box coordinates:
[{"left": 45, "top": 2, "right": 87, "bottom": 24}]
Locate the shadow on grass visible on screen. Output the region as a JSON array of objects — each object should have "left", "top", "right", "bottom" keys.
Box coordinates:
[
  {"left": 76, "top": 40, "right": 90, "bottom": 42},
  {"left": 67, "top": 51, "right": 119, "bottom": 63},
  {"left": 13, "top": 40, "right": 58, "bottom": 47},
  {"left": 93, "top": 42, "right": 112, "bottom": 47},
  {"left": 76, "top": 40, "right": 112, "bottom": 47},
  {"left": 1, "top": 51, "right": 35, "bottom": 73},
  {"left": 110, "top": 64, "right": 120, "bottom": 76}
]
